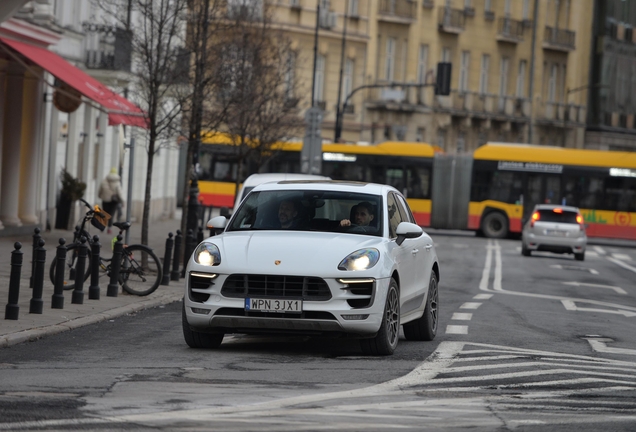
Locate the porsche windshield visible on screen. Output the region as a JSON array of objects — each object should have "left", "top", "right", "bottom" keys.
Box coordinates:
[{"left": 228, "top": 190, "right": 383, "bottom": 236}]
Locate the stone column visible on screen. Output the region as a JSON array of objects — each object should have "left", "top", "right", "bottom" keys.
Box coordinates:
[
  {"left": 95, "top": 112, "right": 108, "bottom": 201},
  {"left": 18, "top": 71, "right": 41, "bottom": 224},
  {"left": 66, "top": 108, "right": 80, "bottom": 177},
  {"left": 80, "top": 104, "right": 95, "bottom": 195},
  {"left": 0, "top": 62, "right": 25, "bottom": 227},
  {"left": 47, "top": 93, "right": 60, "bottom": 226}
]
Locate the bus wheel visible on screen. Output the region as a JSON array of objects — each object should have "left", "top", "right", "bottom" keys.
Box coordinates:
[{"left": 481, "top": 212, "right": 509, "bottom": 238}]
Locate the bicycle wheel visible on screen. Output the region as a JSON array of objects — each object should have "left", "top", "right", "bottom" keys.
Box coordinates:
[
  {"left": 119, "top": 245, "right": 162, "bottom": 296},
  {"left": 48, "top": 243, "right": 92, "bottom": 291}
]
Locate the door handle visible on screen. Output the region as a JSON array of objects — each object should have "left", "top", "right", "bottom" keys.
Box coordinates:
[
  {"left": 425, "top": 244, "right": 433, "bottom": 251},
  {"left": 412, "top": 249, "right": 419, "bottom": 255}
]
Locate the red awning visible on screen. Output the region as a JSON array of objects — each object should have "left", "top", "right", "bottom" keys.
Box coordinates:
[{"left": 0, "top": 37, "right": 147, "bottom": 129}]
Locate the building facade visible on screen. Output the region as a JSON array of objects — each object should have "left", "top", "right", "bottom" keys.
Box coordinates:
[
  {"left": 0, "top": 0, "right": 180, "bottom": 236},
  {"left": 272, "top": 0, "right": 594, "bottom": 152}
]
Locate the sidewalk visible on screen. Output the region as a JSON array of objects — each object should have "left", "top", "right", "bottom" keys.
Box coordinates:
[{"left": 0, "top": 210, "right": 194, "bottom": 348}]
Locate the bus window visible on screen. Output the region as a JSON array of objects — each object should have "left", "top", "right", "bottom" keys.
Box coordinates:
[
  {"left": 488, "top": 171, "right": 523, "bottom": 204},
  {"left": 213, "top": 161, "right": 237, "bottom": 181},
  {"left": 322, "top": 162, "right": 369, "bottom": 181},
  {"left": 406, "top": 167, "right": 430, "bottom": 199},
  {"left": 579, "top": 177, "right": 604, "bottom": 209},
  {"left": 387, "top": 167, "right": 405, "bottom": 192},
  {"left": 198, "top": 152, "right": 213, "bottom": 181},
  {"left": 603, "top": 177, "right": 636, "bottom": 212},
  {"left": 545, "top": 176, "right": 561, "bottom": 204}
]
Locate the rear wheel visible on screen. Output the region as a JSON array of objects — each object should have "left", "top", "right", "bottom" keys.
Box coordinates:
[
  {"left": 403, "top": 272, "right": 438, "bottom": 341},
  {"left": 481, "top": 212, "right": 509, "bottom": 239},
  {"left": 360, "top": 278, "right": 400, "bottom": 356},
  {"left": 521, "top": 244, "right": 531, "bottom": 256},
  {"left": 575, "top": 252, "right": 585, "bottom": 261},
  {"left": 119, "top": 245, "right": 162, "bottom": 296},
  {"left": 182, "top": 302, "right": 224, "bottom": 348},
  {"left": 49, "top": 243, "right": 92, "bottom": 291}
]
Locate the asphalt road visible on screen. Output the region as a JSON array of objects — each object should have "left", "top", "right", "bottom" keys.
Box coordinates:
[{"left": 0, "top": 234, "right": 635, "bottom": 431}]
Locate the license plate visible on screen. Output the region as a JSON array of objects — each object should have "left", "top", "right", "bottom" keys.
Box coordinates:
[
  {"left": 546, "top": 229, "right": 567, "bottom": 237},
  {"left": 245, "top": 298, "right": 302, "bottom": 313}
]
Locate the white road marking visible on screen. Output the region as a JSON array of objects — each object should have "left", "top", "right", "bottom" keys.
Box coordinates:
[
  {"left": 460, "top": 302, "right": 482, "bottom": 310},
  {"left": 479, "top": 239, "right": 493, "bottom": 291},
  {"left": 594, "top": 246, "right": 607, "bottom": 255},
  {"left": 607, "top": 257, "right": 636, "bottom": 274},
  {"left": 562, "top": 281, "right": 627, "bottom": 295},
  {"left": 611, "top": 253, "right": 632, "bottom": 261},
  {"left": 494, "top": 241, "right": 502, "bottom": 291},
  {"left": 550, "top": 264, "right": 599, "bottom": 275},
  {"left": 446, "top": 325, "right": 468, "bottom": 334},
  {"left": 451, "top": 313, "right": 473, "bottom": 320},
  {"left": 473, "top": 294, "right": 493, "bottom": 300},
  {"left": 586, "top": 338, "right": 636, "bottom": 356},
  {"left": 561, "top": 300, "right": 636, "bottom": 317},
  {"left": 585, "top": 251, "right": 599, "bottom": 258}
]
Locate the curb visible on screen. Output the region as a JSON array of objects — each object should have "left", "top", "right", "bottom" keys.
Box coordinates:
[{"left": 0, "top": 293, "right": 183, "bottom": 348}]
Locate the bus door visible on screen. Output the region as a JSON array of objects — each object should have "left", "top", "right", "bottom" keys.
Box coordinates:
[{"left": 523, "top": 174, "right": 562, "bottom": 223}]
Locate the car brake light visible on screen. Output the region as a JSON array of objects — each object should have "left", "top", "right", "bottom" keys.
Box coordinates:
[
  {"left": 553, "top": 208, "right": 563, "bottom": 213},
  {"left": 530, "top": 211, "right": 539, "bottom": 227},
  {"left": 576, "top": 214, "right": 585, "bottom": 231}
]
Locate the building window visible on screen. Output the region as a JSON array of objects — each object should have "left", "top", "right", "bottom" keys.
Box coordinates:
[
  {"left": 314, "top": 54, "right": 325, "bottom": 103},
  {"left": 479, "top": 54, "right": 490, "bottom": 94},
  {"left": 548, "top": 63, "right": 557, "bottom": 102},
  {"left": 504, "top": 0, "right": 511, "bottom": 16},
  {"left": 437, "top": 129, "right": 446, "bottom": 151},
  {"left": 416, "top": 127, "right": 425, "bottom": 142},
  {"left": 522, "top": 0, "right": 530, "bottom": 20},
  {"left": 342, "top": 58, "right": 354, "bottom": 103},
  {"left": 441, "top": 47, "right": 451, "bottom": 63},
  {"left": 385, "top": 37, "right": 396, "bottom": 81},
  {"left": 417, "top": 44, "right": 429, "bottom": 84},
  {"left": 516, "top": 60, "right": 527, "bottom": 97},
  {"left": 499, "top": 57, "right": 509, "bottom": 96},
  {"left": 457, "top": 132, "right": 466, "bottom": 153},
  {"left": 284, "top": 52, "right": 296, "bottom": 100},
  {"left": 485, "top": 0, "right": 492, "bottom": 12},
  {"left": 348, "top": 0, "right": 358, "bottom": 16},
  {"left": 459, "top": 51, "right": 470, "bottom": 92}
]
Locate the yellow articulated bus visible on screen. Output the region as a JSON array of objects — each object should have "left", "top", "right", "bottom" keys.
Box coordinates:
[
  {"left": 189, "top": 138, "right": 636, "bottom": 240},
  {"left": 195, "top": 138, "right": 441, "bottom": 227},
  {"left": 464, "top": 143, "right": 636, "bottom": 240}
]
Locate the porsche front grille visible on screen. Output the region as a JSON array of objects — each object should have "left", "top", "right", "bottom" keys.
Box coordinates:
[{"left": 221, "top": 274, "right": 332, "bottom": 301}]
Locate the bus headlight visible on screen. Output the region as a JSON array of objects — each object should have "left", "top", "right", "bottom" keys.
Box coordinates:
[
  {"left": 194, "top": 243, "right": 221, "bottom": 266},
  {"left": 338, "top": 248, "right": 379, "bottom": 271}
]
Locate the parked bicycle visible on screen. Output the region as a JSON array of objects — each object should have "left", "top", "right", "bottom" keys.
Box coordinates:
[{"left": 49, "top": 198, "right": 162, "bottom": 296}]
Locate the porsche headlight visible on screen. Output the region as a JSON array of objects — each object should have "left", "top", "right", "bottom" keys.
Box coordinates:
[
  {"left": 194, "top": 243, "right": 221, "bottom": 266},
  {"left": 338, "top": 248, "right": 380, "bottom": 271}
]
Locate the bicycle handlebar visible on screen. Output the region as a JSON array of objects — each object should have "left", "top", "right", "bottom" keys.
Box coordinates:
[{"left": 79, "top": 198, "right": 92, "bottom": 209}]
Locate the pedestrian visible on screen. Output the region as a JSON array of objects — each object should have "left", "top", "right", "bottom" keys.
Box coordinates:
[{"left": 98, "top": 167, "right": 125, "bottom": 234}]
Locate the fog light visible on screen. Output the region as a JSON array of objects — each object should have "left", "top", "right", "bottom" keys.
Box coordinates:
[
  {"left": 191, "top": 307, "right": 210, "bottom": 315},
  {"left": 342, "top": 314, "right": 369, "bottom": 320}
]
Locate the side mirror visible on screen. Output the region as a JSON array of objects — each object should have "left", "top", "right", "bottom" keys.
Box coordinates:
[
  {"left": 207, "top": 216, "right": 227, "bottom": 235},
  {"left": 395, "top": 222, "right": 423, "bottom": 246}
]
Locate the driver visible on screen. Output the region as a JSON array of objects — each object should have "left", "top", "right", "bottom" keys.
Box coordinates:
[{"left": 340, "top": 202, "right": 375, "bottom": 227}]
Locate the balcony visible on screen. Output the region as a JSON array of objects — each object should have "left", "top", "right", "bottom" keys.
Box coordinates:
[
  {"left": 434, "top": 91, "right": 531, "bottom": 122},
  {"left": 438, "top": 6, "right": 465, "bottom": 34},
  {"left": 83, "top": 24, "right": 132, "bottom": 72},
  {"left": 538, "top": 101, "right": 586, "bottom": 124},
  {"left": 497, "top": 17, "right": 524, "bottom": 43},
  {"left": 543, "top": 26, "right": 576, "bottom": 52},
  {"left": 379, "top": 0, "right": 416, "bottom": 23}
]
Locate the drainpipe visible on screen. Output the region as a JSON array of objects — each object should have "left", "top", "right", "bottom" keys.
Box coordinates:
[{"left": 527, "top": 0, "right": 539, "bottom": 144}]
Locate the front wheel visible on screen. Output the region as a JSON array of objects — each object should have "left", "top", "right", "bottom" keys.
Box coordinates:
[
  {"left": 575, "top": 252, "right": 585, "bottom": 261},
  {"left": 360, "top": 278, "right": 400, "bottom": 356},
  {"left": 182, "top": 302, "right": 224, "bottom": 348},
  {"left": 481, "top": 212, "right": 509, "bottom": 239},
  {"left": 49, "top": 243, "right": 92, "bottom": 291},
  {"left": 119, "top": 245, "right": 162, "bottom": 296}
]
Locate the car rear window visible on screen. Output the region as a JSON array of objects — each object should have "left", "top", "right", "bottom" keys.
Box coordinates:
[{"left": 537, "top": 210, "right": 579, "bottom": 224}]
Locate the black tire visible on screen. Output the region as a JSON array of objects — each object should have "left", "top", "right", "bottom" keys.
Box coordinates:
[
  {"left": 481, "top": 211, "right": 509, "bottom": 239},
  {"left": 49, "top": 243, "right": 92, "bottom": 291},
  {"left": 360, "top": 278, "right": 400, "bottom": 356},
  {"left": 119, "top": 245, "right": 162, "bottom": 296},
  {"left": 521, "top": 244, "right": 531, "bottom": 256},
  {"left": 575, "top": 252, "right": 585, "bottom": 261},
  {"left": 403, "top": 272, "right": 438, "bottom": 341},
  {"left": 182, "top": 302, "right": 224, "bottom": 348}
]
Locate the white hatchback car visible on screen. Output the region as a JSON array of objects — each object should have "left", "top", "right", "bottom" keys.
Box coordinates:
[
  {"left": 521, "top": 204, "right": 587, "bottom": 260},
  {"left": 183, "top": 180, "right": 440, "bottom": 355}
]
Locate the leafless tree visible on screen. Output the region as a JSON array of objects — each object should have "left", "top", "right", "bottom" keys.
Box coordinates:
[{"left": 96, "top": 0, "right": 189, "bottom": 248}]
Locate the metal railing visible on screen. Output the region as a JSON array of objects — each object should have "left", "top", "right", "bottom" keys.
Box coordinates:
[
  {"left": 379, "top": 0, "right": 416, "bottom": 19},
  {"left": 83, "top": 24, "right": 132, "bottom": 72},
  {"left": 544, "top": 26, "right": 576, "bottom": 50},
  {"left": 498, "top": 17, "right": 524, "bottom": 41},
  {"left": 438, "top": 6, "right": 465, "bottom": 31}
]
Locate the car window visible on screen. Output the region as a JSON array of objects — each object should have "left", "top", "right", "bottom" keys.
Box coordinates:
[
  {"left": 228, "top": 190, "right": 383, "bottom": 236},
  {"left": 536, "top": 210, "right": 579, "bottom": 224},
  {"left": 395, "top": 194, "right": 415, "bottom": 224},
  {"left": 387, "top": 193, "right": 405, "bottom": 238}
]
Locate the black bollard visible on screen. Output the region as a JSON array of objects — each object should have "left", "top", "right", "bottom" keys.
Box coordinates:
[
  {"left": 29, "top": 239, "right": 46, "bottom": 314},
  {"left": 197, "top": 226, "right": 204, "bottom": 243},
  {"left": 4, "top": 242, "right": 23, "bottom": 320},
  {"left": 161, "top": 233, "right": 173, "bottom": 286},
  {"left": 51, "top": 238, "right": 67, "bottom": 309},
  {"left": 182, "top": 229, "right": 195, "bottom": 278},
  {"left": 30, "top": 227, "right": 41, "bottom": 288},
  {"left": 171, "top": 230, "right": 182, "bottom": 281},
  {"left": 72, "top": 237, "right": 88, "bottom": 305},
  {"left": 107, "top": 234, "right": 124, "bottom": 297},
  {"left": 88, "top": 235, "right": 101, "bottom": 300}
]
